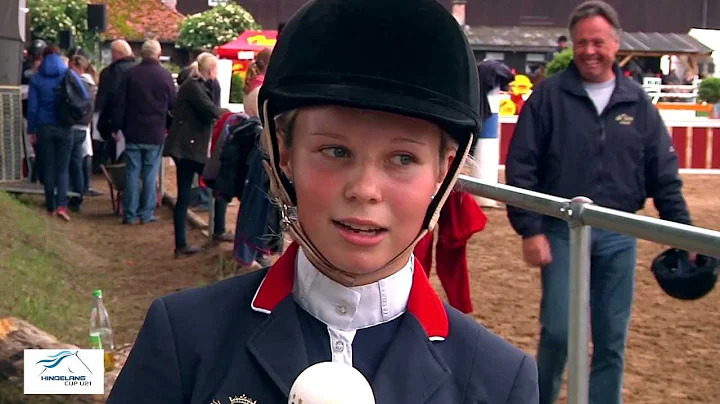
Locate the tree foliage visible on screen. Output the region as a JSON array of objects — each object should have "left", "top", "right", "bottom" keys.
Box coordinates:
[
  {"left": 545, "top": 48, "right": 574, "bottom": 77},
  {"left": 177, "top": 3, "right": 261, "bottom": 52},
  {"left": 698, "top": 77, "right": 720, "bottom": 104},
  {"left": 28, "top": 0, "right": 97, "bottom": 52}
]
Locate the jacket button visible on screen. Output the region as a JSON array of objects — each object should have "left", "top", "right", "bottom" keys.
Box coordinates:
[{"left": 190, "top": 140, "right": 194, "bottom": 144}]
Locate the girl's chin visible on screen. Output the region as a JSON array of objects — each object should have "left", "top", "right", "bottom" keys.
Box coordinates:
[{"left": 325, "top": 250, "right": 410, "bottom": 277}]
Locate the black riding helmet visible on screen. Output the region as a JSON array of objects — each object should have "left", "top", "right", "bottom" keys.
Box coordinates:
[
  {"left": 258, "top": 0, "right": 481, "bottom": 285},
  {"left": 651, "top": 248, "right": 719, "bottom": 300}
]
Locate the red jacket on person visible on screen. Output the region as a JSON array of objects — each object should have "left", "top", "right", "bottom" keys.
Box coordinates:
[{"left": 414, "top": 191, "right": 488, "bottom": 314}]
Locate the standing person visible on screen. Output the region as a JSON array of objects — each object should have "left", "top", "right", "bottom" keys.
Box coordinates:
[
  {"left": 23, "top": 40, "right": 46, "bottom": 183},
  {"left": 505, "top": 2, "right": 694, "bottom": 403},
  {"left": 242, "top": 48, "right": 271, "bottom": 118},
  {"left": 112, "top": 39, "right": 176, "bottom": 225},
  {"left": 546, "top": 35, "right": 569, "bottom": 62},
  {"left": 66, "top": 55, "right": 98, "bottom": 212},
  {"left": 163, "top": 52, "right": 224, "bottom": 257},
  {"left": 27, "top": 45, "right": 74, "bottom": 221},
  {"left": 94, "top": 40, "right": 136, "bottom": 167},
  {"left": 107, "top": 0, "right": 539, "bottom": 402}
]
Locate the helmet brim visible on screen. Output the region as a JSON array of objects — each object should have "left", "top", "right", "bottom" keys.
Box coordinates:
[{"left": 260, "top": 81, "right": 479, "bottom": 144}]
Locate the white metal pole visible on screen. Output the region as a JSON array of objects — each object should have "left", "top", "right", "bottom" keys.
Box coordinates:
[{"left": 567, "top": 197, "right": 593, "bottom": 404}]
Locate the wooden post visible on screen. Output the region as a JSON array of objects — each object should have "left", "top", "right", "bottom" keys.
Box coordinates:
[{"left": 618, "top": 53, "right": 634, "bottom": 67}]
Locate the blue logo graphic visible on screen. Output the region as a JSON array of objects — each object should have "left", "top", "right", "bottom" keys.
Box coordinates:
[{"left": 35, "top": 350, "right": 92, "bottom": 378}]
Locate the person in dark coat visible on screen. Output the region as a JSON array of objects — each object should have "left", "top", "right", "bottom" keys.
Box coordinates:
[
  {"left": 505, "top": 2, "right": 693, "bottom": 403},
  {"left": 163, "top": 52, "right": 225, "bottom": 257},
  {"left": 94, "top": 40, "right": 136, "bottom": 166},
  {"left": 112, "top": 39, "right": 176, "bottom": 225},
  {"left": 107, "top": 1, "right": 539, "bottom": 403}
]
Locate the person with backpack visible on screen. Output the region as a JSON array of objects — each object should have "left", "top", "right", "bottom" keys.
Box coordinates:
[{"left": 27, "top": 44, "right": 85, "bottom": 221}]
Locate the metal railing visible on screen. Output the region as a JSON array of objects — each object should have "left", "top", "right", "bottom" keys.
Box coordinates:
[{"left": 455, "top": 174, "right": 720, "bottom": 404}]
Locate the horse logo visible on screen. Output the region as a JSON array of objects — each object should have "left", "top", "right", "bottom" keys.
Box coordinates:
[{"left": 35, "top": 350, "right": 93, "bottom": 377}]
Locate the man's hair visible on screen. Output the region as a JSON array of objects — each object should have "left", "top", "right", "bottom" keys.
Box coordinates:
[
  {"left": 568, "top": 0, "right": 621, "bottom": 33},
  {"left": 140, "top": 39, "right": 162, "bottom": 59},
  {"left": 557, "top": 35, "right": 568, "bottom": 43}
]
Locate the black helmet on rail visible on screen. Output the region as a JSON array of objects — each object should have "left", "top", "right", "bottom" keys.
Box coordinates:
[
  {"left": 257, "top": 0, "right": 480, "bottom": 285},
  {"left": 651, "top": 248, "right": 719, "bottom": 300}
]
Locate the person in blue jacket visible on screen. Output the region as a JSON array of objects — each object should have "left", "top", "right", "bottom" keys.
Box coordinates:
[
  {"left": 108, "top": 0, "right": 540, "bottom": 403},
  {"left": 27, "top": 44, "right": 77, "bottom": 221}
]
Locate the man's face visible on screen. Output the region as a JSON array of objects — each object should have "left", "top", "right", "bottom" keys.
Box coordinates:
[{"left": 571, "top": 15, "right": 619, "bottom": 83}]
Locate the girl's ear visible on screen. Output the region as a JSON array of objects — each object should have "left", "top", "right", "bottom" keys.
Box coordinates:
[
  {"left": 439, "top": 149, "right": 456, "bottom": 180},
  {"left": 435, "top": 149, "right": 456, "bottom": 194}
]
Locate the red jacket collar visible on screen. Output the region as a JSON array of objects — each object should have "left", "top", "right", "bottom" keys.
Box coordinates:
[{"left": 251, "top": 242, "right": 449, "bottom": 340}]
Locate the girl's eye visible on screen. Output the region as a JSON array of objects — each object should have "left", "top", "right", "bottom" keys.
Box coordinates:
[
  {"left": 391, "top": 154, "right": 416, "bottom": 166},
  {"left": 321, "top": 147, "right": 350, "bottom": 159}
]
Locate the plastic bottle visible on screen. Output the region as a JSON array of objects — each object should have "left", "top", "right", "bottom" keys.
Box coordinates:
[{"left": 89, "top": 289, "right": 115, "bottom": 371}]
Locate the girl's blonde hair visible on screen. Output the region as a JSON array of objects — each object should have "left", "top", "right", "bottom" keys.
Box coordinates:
[{"left": 196, "top": 52, "right": 217, "bottom": 75}]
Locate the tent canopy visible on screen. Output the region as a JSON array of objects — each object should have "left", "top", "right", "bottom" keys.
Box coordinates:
[{"left": 215, "top": 30, "right": 277, "bottom": 59}]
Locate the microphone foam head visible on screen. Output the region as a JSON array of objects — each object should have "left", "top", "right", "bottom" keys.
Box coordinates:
[{"left": 289, "top": 361, "right": 375, "bottom": 404}]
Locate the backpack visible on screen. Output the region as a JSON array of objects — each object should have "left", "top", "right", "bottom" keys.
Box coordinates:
[
  {"left": 56, "top": 70, "right": 92, "bottom": 126},
  {"left": 211, "top": 115, "right": 263, "bottom": 201}
]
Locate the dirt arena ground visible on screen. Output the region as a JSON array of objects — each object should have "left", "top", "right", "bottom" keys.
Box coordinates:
[
  {"left": 450, "top": 173, "right": 720, "bottom": 403},
  {"left": 51, "top": 163, "right": 720, "bottom": 403}
]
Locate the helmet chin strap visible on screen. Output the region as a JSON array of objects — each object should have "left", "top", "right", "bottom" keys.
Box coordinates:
[{"left": 260, "top": 101, "right": 473, "bottom": 287}]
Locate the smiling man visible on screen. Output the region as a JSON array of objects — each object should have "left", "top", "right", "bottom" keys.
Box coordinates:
[{"left": 505, "top": 1, "right": 694, "bottom": 404}]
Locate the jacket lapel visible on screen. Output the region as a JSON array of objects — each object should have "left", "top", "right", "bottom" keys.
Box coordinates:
[
  {"left": 372, "top": 313, "right": 451, "bottom": 404},
  {"left": 246, "top": 295, "right": 309, "bottom": 398}
]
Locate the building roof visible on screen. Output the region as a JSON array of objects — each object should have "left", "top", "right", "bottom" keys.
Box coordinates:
[
  {"left": 466, "top": 26, "right": 714, "bottom": 55},
  {"left": 89, "top": 0, "right": 185, "bottom": 42}
]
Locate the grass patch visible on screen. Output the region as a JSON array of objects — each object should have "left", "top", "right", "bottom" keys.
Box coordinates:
[{"left": 0, "top": 192, "right": 107, "bottom": 403}]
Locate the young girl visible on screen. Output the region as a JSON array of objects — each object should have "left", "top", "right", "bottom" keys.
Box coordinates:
[
  {"left": 243, "top": 48, "right": 271, "bottom": 118},
  {"left": 108, "top": 1, "right": 538, "bottom": 403}
]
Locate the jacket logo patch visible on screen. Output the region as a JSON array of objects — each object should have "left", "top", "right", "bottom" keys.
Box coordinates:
[
  {"left": 615, "top": 113, "right": 634, "bottom": 125},
  {"left": 230, "top": 395, "right": 257, "bottom": 404}
]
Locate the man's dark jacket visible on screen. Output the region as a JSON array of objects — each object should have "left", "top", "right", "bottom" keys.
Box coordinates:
[
  {"left": 95, "top": 56, "right": 136, "bottom": 138},
  {"left": 112, "top": 58, "right": 176, "bottom": 145},
  {"left": 505, "top": 62, "right": 691, "bottom": 239}
]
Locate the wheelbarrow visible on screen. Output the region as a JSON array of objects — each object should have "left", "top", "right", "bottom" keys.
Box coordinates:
[
  {"left": 100, "top": 163, "right": 164, "bottom": 216},
  {"left": 100, "top": 163, "right": 126, "bottom": 215}
]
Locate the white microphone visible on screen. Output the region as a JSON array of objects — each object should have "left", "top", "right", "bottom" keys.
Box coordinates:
[{"left": 289, "top": 361, "right": 376, "bottom": 404}]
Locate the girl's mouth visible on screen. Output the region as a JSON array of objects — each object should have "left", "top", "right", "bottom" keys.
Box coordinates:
[
  {"left": 332, "top": 220, "right": 389, "bottom": 247},
  {"left": 332, "top": 220, "right": 388, "bottom": 234}
]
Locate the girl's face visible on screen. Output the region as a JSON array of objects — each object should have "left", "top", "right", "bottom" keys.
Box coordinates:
[
  {"left": 279, "top": 105, "right": 454, "bottom": 274},
  {"left": 71, "top": 65, "right": 85, "bottom": 75}
]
